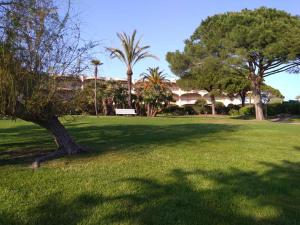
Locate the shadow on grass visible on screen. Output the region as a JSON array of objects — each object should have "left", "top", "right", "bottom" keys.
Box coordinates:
[
  {"left": 294, "top": 146, "right": 300, "bottom": 152},
  {"left": 98, "top": 160, "right": 300, "bottom": 225},
  {"left": 0, "top": 122, "right": 238, "bottom": 166},
  {"left": 1, "top": 160, "right": 298, "bottom": 225}
]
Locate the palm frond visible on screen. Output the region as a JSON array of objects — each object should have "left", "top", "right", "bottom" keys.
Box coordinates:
[{"left": 106, "top": 30, "right": 157, "bottom": 68}]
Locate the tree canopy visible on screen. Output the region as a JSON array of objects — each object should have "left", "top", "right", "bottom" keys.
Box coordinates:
[
  {"left": 167, "top": 7, "right": 300, "bottom": 120},
  {"left": 0, "top": 0, "right": 94, "bottom": 167}
]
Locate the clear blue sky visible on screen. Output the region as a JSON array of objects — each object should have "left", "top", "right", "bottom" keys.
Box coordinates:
[{"left": 72, "top": 0, "right": 300, "bottom": 100}]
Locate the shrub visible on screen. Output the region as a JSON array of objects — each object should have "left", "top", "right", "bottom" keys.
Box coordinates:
[
  {"left": 193, "top": 98, "right": 211, "bottom": 114},
  {"left": 239, "top": 105, "right": 255, "bottom": 116},
  {"left": 267, "top": 102, "right": 300, "bottom": 116},
  {"left": 162, "top": 105, "right": 186, "bottom": 115},
  {"left": 228, "top": 109, "right": 240, "bottom": 116},
  {"left": 183, "top": 105, "right": 197, "bottom": 115},
  {"left": 215, "top": 102, "right": 227, "bottom": 115},
  {"left": 227, "top": 104, "right": 241, "bottom": 111}
]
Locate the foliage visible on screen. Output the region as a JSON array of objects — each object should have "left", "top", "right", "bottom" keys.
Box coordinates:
[
  {"left": 261, "top": 84, "right": 284, "bottom": 99},
  {"left": 215, "top": 102, "right": 227, "bottom": 115},
  {"left": 239, "top": 105, "right": 255, "bottom": 117},
  {"left": 74, "top": 80, "right": 128, "bottom": 115},
  {"left": 227, "top": 104, "right": 241, "bottom": 116},
  {"left": 183, "top": 105, "right": 197, "bottom": 115},
  {"left": 221, "top": 75, "right": 251, "bottom": 106},
  {"left": 140, "top": 67, "right": 173, "bottom": 116},
  {"left": 168, "top": 7, "right": 300, "bottom": 120},
  {"left": 106, "top": 30, "right": 157, "bottom": 107},
  {"left": 162, "top": 105, "right": 186, "bottom": 115},
  {"left": 193, "top": 98, "right": 210, "bottom": 114},
  {"left": 267, "top": 102, "right": 300, "bottom": 116},
  {"left": 0, "top": 0, "right": 93, "bottom": 121}
]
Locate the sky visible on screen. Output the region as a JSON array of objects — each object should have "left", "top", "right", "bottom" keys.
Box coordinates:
[{"left": 70, "top": 0, "right": 300, "bottom": 100}]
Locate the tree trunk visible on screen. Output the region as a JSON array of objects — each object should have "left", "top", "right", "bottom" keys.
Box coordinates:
[
  {"left": 127, "top": 68, "right": 133, "bottom": 109},
  {"left": 251, "top": 79, "right": 265, "bottom": 120},
  {"left": 147, "top": 103, "right": 151, "bottom": 117},
  {"left": 32, "top": 116, "right": 84, "bottom": 168},
  {"left": 102, "top": 99, "right": 107, "bottom": 116},
  {"left": 239, "top": 91, "right": 246, "bottom": 107},
  {"left": 210, "top": 95, "right": 216, "bottom": 115},
  {"left": 94, "top": 65, "right": 98, "bottom": 117}
]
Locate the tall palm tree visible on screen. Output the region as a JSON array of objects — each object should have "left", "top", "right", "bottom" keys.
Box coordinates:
[
  {"left": 106, "top": 30, "right": 157, "bottom": 108},
  {"left": 91, "top": 59, "right": 102, "bottom": 116}
]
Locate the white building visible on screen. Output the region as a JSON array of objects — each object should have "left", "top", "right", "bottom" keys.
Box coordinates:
[
  {"left": 169, "top": 82, "right": 250, "bottom": 106},
  {"left": 60, "top": 75, "right": 251, "bottom": 106}
]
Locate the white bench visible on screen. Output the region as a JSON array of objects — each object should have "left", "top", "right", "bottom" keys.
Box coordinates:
[{"left": 115, "top": 108, "right": 136, "bottom": 115}]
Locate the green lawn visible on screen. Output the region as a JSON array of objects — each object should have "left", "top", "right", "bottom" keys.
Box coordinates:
[{"left": 0, "top": 116, "right": 299, "bottom": 225}]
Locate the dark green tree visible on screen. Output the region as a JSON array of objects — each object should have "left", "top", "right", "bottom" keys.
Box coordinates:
[
  {"left": 177, "top": 7, "right": 300, "bottom": 120},
  {"left": 221, "top": 76, "right": 251, "bottom": 107},
  {"left": 167, "top": 51, "right": 225, "bottom": 115},
  {"left": 0, "top": 0, "right": 94, "bottom": 167}
]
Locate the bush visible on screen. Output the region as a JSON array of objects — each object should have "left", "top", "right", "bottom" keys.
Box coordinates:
[
  {"left": 215, "top": 102, "right": 228, "bottom": 115},
  {"left": 162, "top": 105, "right": 186, "bottom": 115},
  {"left": 228, "top": 109, "right": 240, "bottom": 116},
  {"left": 183, "top": 105, "right": 197, "bottom": 115},
  {"left": 193, "top": 98, "right": 211, "bottom": 114},
  {"left": 267, "top": 102, "right": 300, "bottom": 116},
  {"left": 227, "top": 104, "right": 241, "bottom": 111},
  {"left": 239, "top": 105, "right": 255, "bottom": 116},
  {"left": 162, "top": 104, "right": 198, "bottom": 116}
]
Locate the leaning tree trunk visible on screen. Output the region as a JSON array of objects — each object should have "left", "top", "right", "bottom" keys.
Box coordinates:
[
  {"left": 251, "top": 79, "right": 265, "bottom": 120},
  {"left": 32, "top": 116, "right": 84, "bottom": 168},
  {"left": 127, "top": 68, "right": 133, "bottom": 109},
  {"left": 210, "top": 95, "right": 216, "bottom": 115}
]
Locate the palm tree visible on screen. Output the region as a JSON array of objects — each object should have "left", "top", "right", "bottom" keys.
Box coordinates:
[
  {"left": 91, "top": 59, "right": 103, "bottom": 116},
  {"left": 141, "top": 67, "right": 172, "bottom": 116},
  {"left": 142, "top": 67, "right": 169, "bottom": 89},
  {"left": 106, "top": 30, "right": 157, "bottom": 108}
]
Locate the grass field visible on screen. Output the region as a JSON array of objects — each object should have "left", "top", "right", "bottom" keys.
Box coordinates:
[{"left": 0, "top": 116, "right": 299, "bottom": 225}]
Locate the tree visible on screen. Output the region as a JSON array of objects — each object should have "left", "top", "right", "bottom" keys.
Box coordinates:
[
  {"left": 140, "top": 67, "right": 173, "bottom": 117},
  {"left": 91, "top": 59, "right": 102, "bottom": 117},
  {"left": 75, "top": 79, "right": 128, "bottom": 115},
  {"left": 167, "top": 51, "right": 225, "bottom": 115},
  {"left": 100, "top": 79, "right": 128, "bottom": 115},
  {"left": 221, "top": 76, "right": 251, "bottom": 107},
  {"left": 0, "top": 0, "right": 94, "bottom": 167},
  {"left": 261, "top": 84, "right": 284, "bottom": 99},
  {"left": 184, "top": 7, "right": 300, "bottom": 120},
  {"left": 106, "top": 30, "right": 157, "bottom": 108}
]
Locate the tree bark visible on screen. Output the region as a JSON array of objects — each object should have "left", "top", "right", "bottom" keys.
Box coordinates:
[
  {"left": 251, "top": 79, "right": 265, "bottom": 120},
  {"left": 210, "top": 95, "right": 216, "bottom": 115},
  {"left": 102, "top": 98, "right": 107, "bottom": 116},
  {"left": 32, "top": 116, "right": 84, "bottom": 168},
  {"left": 147, "top": 103, "right": 151, "bottom": 117},
  {"left": 94, "top": 65, "right": 98, "bottom": 117},
  {"left": 239, "top": 91, "right": 246, "bottom": 107},
  {"left": 127, "top": 67, "right": 133, "bottom": 109}
]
